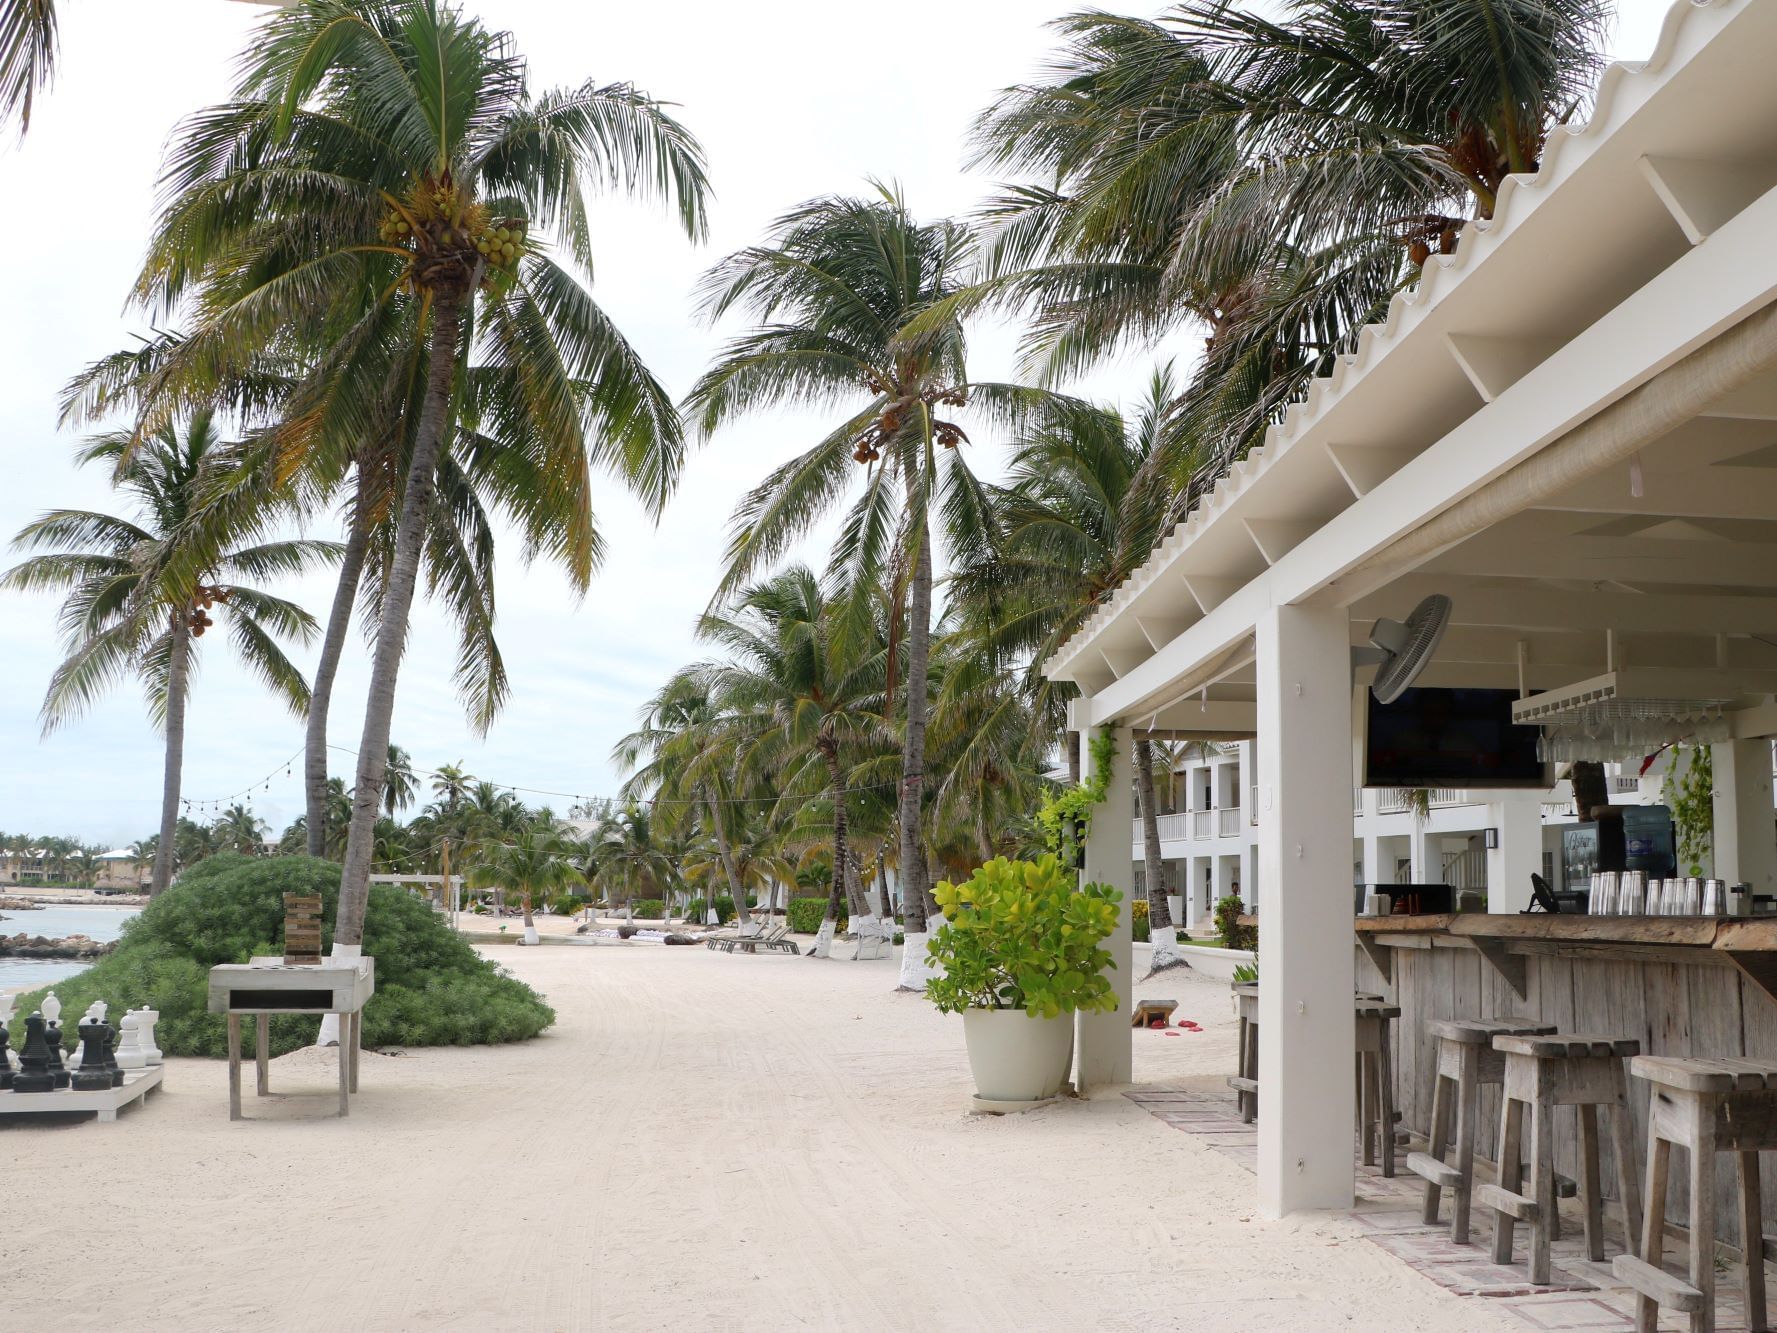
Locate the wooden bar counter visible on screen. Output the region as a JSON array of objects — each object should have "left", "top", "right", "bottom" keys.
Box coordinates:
[{"left": 1357, "top": 913, "right": 1777, "bottom": 1253}]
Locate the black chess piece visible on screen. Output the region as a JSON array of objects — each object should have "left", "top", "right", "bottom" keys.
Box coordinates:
[
  {"left": 70, "top": 1018, "right": 111, "bottom": 1093},
  {"left": 95, "top": 1018, "right": 123, "bottom": 1088},
  {"left": 43, "top": 1013, "right": 68, "bottom": 1090},
  {"left": 11, "top": 1012, "right": 55, "bottom": 1093},
  {"left": 0, "top": 1012, "right": 14, "bottom": 1091}
]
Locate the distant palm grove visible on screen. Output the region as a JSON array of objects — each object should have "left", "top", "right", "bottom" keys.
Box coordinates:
[{"left": 3, "top": 0, "right": 1615, "bottom": 955}]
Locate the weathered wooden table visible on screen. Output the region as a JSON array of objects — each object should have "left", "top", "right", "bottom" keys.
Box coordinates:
[{"left": 206, "top": 956, "right": 375, "bottom": 1120}]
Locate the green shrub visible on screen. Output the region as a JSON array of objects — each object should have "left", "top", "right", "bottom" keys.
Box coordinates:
[
  {"left": 1213, "top": 894, "right": 1256, "bottom": 951},
  {"left": 630, "top": 899, "right": 666, "bottom": 919},
  {"left": 925, "top": 856, "right": 1122, "bottom": 1019},
  {"left": 1131, "top": 898, "right": 1150, "bottom": 943},
  {"left": 12, "top": 854, "right": 553, "bottom": 1057},
  {"left": 548, "top": 893, "right": 587, "bottom": 917},
  {"left": 786, "top": 898, "right": 842, "bottom": 934}
]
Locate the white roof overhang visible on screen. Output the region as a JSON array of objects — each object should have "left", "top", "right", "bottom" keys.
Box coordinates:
[{"left": 1045, "top": 0, "right": 1777, "bottom": 738}]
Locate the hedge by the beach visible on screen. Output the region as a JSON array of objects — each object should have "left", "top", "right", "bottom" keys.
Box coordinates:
[{"left": 10, "top": 854, "right": 554, "bottom": 1057}]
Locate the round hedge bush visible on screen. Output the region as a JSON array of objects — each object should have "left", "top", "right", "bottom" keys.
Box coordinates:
[{"left": 10, "top": 854, "right": 554, "bottom": 1058}]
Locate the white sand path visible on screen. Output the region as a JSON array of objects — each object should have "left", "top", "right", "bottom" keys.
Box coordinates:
[{"left": 2, "top": 942, "right": 1513, "bottom": 1332}]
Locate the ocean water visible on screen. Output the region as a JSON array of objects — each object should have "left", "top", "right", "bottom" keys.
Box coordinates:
[{"left": 0, "top": 904, "right": 141, "bottom": 991}]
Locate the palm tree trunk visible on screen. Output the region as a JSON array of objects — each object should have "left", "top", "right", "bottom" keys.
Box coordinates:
[
  {"left": 150, "top": 613, "right": 191, "bottom": 896},
  {"left": 335, "top": 290, "right": 463, "bottom": 947},
  {"left": 812, "top": 746, "right": 849, "bottom": 958},
  {"left": 705, "top": 793, "right": 752, "bottom": 927},
  {"left": 895, "top": 504, "right": 936, "bottom": 989},
  {"left": 305, "top": 495, "right": 371, "bottom": 858},
  {"left": 1135, "top": 737, "right": 1183, "bottom": 974},
  {"left": 1066, "top": 729, "right": 1081, "bottom": 786}
]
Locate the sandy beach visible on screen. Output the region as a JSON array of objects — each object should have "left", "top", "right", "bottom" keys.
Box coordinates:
[{"left": 1, "top": 942, "right": 1512, "bottom": 1333}]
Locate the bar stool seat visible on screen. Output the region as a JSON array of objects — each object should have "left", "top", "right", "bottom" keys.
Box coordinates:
[
  {"left": 1478, "top": 1031, "right": 1643, "bottom": 1286},
  {"left": 1613, "top": 1055, "right": 1777, "bottom": 1333},
  {"left": 1408, "top": 1017, "right": 1556, "bottom": 1243}
]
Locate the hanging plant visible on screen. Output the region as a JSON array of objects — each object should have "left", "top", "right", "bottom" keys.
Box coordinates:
[
  {"left": 1663, "top": 745, "right": 1714, "bottom": 876},
  {"left": 1035, "top": 732, "right": 1118, "bottom": 867}
]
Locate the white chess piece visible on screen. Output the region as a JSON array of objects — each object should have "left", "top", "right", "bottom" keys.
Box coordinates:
[
  {"left": 90, "top": 1000, "right": 108, "bottom": 1023},
  {"left": 115, "top": 1012, "right": 146, "bottom": 1070},
  {"left": 43, "top": 992, "right": 60, "bottom": 1025},
  {"left": 0, "top": 994, "right": 15, "bottom": 1070},
  {"left": 134, "top": 1008, "right": 163, "bottom": 1064}
]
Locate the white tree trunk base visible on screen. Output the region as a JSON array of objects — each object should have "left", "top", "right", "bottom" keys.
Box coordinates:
[
  {"left": 314, "top": 943, "right": 363, "bottom": 1047},
  {"left": 1143, "top": 929, "right": 1189, "bottom": 979},
  {"left": 522, "top": 925, "right": 540, "bottom": 946},
  {"left": 896, "top": 928, "right": 943, "bottom": 992},
  {"left": 809, "top": 918, "right": 837, "bottom": 959}
]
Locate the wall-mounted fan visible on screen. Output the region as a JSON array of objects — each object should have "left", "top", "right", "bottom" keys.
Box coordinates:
[{"left": 1351, "top": 594, "right": 1452, "bottom": 703}]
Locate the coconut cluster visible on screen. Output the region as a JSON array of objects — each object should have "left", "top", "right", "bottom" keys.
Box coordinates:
[
  {"left": 377, "top": 176, "right": 528, "bottom": 286},
  {"left": 851, "top": 373, "right": 970, "bottom": 463},
  {"left": 186, "top": 583, "right": 231, "bottom": 639}
]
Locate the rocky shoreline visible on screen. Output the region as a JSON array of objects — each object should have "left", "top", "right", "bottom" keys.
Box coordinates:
[{"left": 0, "top": 932, "right": 115, "bottom": 960}]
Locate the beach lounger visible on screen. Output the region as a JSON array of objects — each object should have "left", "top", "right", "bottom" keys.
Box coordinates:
[{"left": 726, "top": 923, "right": 794, "bottom": 954}]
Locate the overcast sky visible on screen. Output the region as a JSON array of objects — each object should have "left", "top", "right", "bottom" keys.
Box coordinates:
[{"left": 0, "top": 0, "right": 1675, "bottom": 845}]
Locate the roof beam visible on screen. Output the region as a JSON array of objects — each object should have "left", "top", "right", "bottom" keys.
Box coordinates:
[
  {"left": 1325, "top": 441, "right": 1421, "bottom": 498},
  {"left": 1639, "top": 155, "right": 1775, "bottom": 245},
  {"left": 1445, "top": 333, "right": 1567, "bottom": 402},
  {"left": 1181, "top": 575, "right": 1243, "bottom": 615},
  {"left": 1135, "top": 616, "right": 1194, "bottom": 651},
  {"left": 1353, "top": 578, "right": 1777, "bottom": 637},
  {"left": 1243, "top": 518, "right": 1323, "bottom": 566}
]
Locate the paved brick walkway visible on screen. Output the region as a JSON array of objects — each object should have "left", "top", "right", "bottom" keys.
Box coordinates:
[{"left": 1126, "top": 1088, "right": 1761, "bottom": 1331}]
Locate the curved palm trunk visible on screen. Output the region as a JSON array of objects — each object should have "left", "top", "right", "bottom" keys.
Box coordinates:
[
  {"left": 305, "top": 497, "right": 372, "bottom": 859},
  {"left": 811, "top": 746, "right": 849, "bottom": 959},
  {"left": 150, "top": 615, "right": 191, "bottom": 896},
  {"left": 705, "top": 793, "right": 752, "bottom": 927},
  {"left": 1135, "top": 737, "right": 1183, "bottom": 974},
  {"left": 335, "top": 290, "right": 463, "bottom": 948},
  {"left": 895, "top": 508, "right": 938, "bottom": 990},
  {"left": 1066, "top": 730, "right": 1082, "bottom": 786}
]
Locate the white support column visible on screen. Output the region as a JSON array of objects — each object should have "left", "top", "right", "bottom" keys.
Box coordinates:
[
  {"left": 1255, "top": 602, "right": 1356, "bottom": 1216},
  {"left": 1713, "top": 740, "right": 1777, "bottom": 895},
  {"left": 1078, "top": 724, "right": 1134, "bottom": 1093},
  {"left": 1486, "top": 796, "right": 1544, "bottom": 914},
  {"left": 1409, "top": 824, "right": 1436, "bottom": 884},
  {"left": 1211, "top": 855, "right": 1234, "bottom": 913}
]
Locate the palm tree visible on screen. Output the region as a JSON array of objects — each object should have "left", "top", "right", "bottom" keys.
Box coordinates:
[
  {"left": 969, "top": 1, "right": 1611, "bottom": 503},
  {"left": 213, "top": 804, "right": 269, "bottom": 856},
  {"left": 382, "top": 744, "right": 418, "bottom": 818},
  {"left": 469, "top": 824, "right": 580, "bottom": 943},
  {"left": 583, "top": 804, "right": 670, "bottom": 923},
  {"left": 951, "top": 368, "right": 1180, "bottom": 965},
  {"left": 0, "top": 0, "right": 56, "bottom": 135},
  {"left": 2, "top": 414, "right": 329, "bottom": 892},
  {"left": 614, "top": 676, "right": 756, "bottom": 929},
  {"left": 699, "top": 566, "right": 887, "bottom": 956},
  {"left": 131, "top": 0, "right": 709, "bottom": 950},
  {"left": 687, "top": 186, "right": 1073, "bottom": 978},
  {"left": 430, "top": 762, "right": 475, "bottom": 816},
  {"left": 70, "top": 846, "right": 101, "bottom": 891}
]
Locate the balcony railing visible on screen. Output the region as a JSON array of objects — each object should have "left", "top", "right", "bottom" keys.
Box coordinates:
[
  {"left": 1218, "top": 808, "right": 1240, "bottom": 837},
  {"left": 1191, "top": 810, "right": 1212, "bottom": 839}
]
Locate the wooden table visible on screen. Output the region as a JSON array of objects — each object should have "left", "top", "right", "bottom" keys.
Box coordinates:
[{"left": 206, "top": 956, "right": 375, "bottom": 1119}]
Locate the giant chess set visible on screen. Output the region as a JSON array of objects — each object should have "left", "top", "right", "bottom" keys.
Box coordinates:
[{"left": 0, "top": 992, "right": 164, "bottom": 1122}]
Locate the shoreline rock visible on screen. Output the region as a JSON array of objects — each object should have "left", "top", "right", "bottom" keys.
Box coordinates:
[{"left": 0, "top": 933, "right": 115, "bottom": 960}]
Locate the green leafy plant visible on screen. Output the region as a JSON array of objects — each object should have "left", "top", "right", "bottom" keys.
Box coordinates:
[
  {"left": 1035, "top": 732, "right": 1118, "bottom": 862},
  {"left": 1664, "top": 745, "right": 1714, "bottom": 876},
  {"left": 548, "top": 893, "right": 587, "bottom": 917},
  {"left": 1213, "top": 894, "right": 1256, "bottom": 952},
  {"left": 630, "top": 899, "right": 667, "bottom": 919},
  {"left": 1232, "top": 961, "right": 1258, "bottom": 984},
  {"left": 786, "top": 898, "right": 841, "bottom": 934},
  {"left": 924, "top": 855, "right": 1122, "bottom": 1019},
  {"left": 12, "top": 855, "right": 553, "bottom": 1057},
  {"left": 1131, "top": 897, "right": 1150, "bottom": 943}
]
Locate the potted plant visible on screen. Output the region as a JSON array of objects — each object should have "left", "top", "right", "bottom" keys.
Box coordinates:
[{"left": 925, "top": 855, "right": 1122, "bottom": 1105}]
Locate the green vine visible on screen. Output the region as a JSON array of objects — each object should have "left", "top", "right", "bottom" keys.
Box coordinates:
[
  {"left": 1036, "top": 732, "right": 1118, "bottom": 861},
  {"left": 1663, "top": 745, "right": 1714, "bottom": 876}
]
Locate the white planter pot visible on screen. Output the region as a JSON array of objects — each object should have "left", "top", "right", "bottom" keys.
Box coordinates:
[{"left": 961, "top": 1008, "right": 1073, "bottom": 1103}]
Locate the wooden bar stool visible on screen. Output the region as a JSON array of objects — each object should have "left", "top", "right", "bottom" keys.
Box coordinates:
[
  {"left": 1227, "top": 982, "right": 1258, "bottom": 1123},
  {"left": 1478, "top": 1033, "right": 1643, "bottom": 1286},
  {"left": 1356, "top": 998, "right": 1404, "bottom": 1178},
  {"left": 1409, "top": 1018, "right": 1557, "bottom": 1243},
  {"left": 1613, "top": 1055, "right": 1777, "bottom": 1333}
]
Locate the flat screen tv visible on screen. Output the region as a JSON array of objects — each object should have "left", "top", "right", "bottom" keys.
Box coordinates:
[{"left": 1363, "top": 687, "right": 1548, "bottom": 789}]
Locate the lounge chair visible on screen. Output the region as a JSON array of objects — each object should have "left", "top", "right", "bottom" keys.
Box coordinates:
[{"left": 724, "top": 922, "right": 793, "bottom": 955}]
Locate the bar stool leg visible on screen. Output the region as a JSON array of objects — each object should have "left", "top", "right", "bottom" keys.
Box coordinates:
[
  {"left": 1422, "top": 1071, "right": 1453, "bottom": 1225},
  {"left": 1235, "top": 1014, "right": 1252, "bottom": 1123},
  {"left": 1638, "top": 1136, "right": 1673, "bottom": 1333},
  {"left": 1378, "top": 1037, "right": 1397, "bottom": 1178},
  {"left": 1737, "top": 1150, "right": 1767, "bottom": 1332},
  {"left": 1453, "top": 1045, "right": 1481, "bottom": 1244},
  {"left": 1612, "top": 1076, "right": 1645, "bottom": 1253},
  {"left": 1578, "top": 1103, "right": 1605, "bottom": 1262},
  {"left": 1360, "top": 1051, "right": 1376, "bottom": 1167},
  {"left": 1494, "top": 1097, "right": 1525, "bottom": 1266},
  {"left": 1529, "top": 1096, "right": 1556, "bottom": 1286},
  {"left": 1690, "top": 1099, "right": 1718, "bottom": 1333}
]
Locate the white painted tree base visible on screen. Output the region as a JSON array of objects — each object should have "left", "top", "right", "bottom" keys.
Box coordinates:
[
  {"left": 1143, "top": 929, "right": 1189, "bottom": 978},
  {"left": 521, "top": 926, "right": 540, "bottom": 946},
  {"left": 808, "top": 918, "right": 838, "bottom": 958},
  {"left": 896, "top": 928, "right": 942, "bottom": 992},
  {"left": 314, "top": 943, "right": 363, "bottom": 1047}
]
